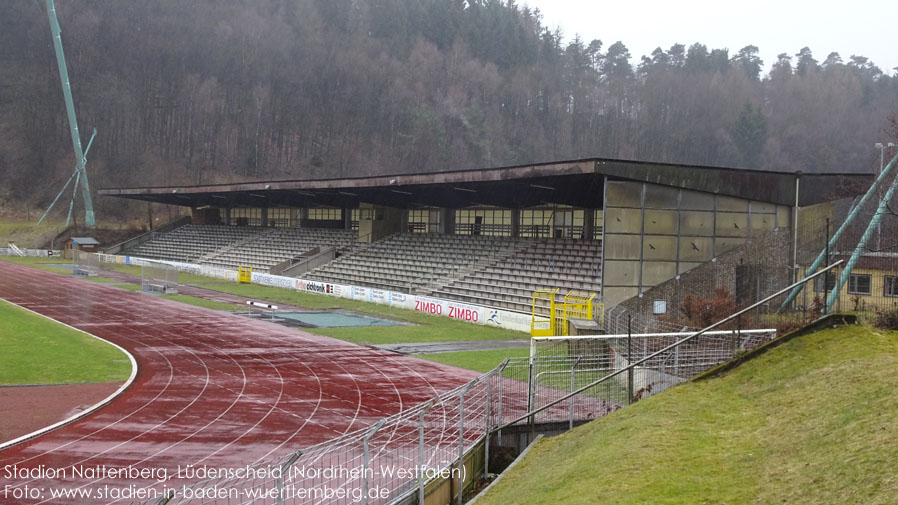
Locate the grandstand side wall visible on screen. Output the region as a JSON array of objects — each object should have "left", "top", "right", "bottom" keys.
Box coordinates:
[
  {"left": 619, "top": 228, "right": 793, "bottom": 322},
  {"left": 602, "top": 180, "right": 792, "bottom": 304}
]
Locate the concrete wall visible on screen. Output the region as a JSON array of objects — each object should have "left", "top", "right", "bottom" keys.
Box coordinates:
[
  {"left": 602, "top": 180, "right": 792, "bottom": 304},
  {"left": 191, "top": 207, "right": 221, "bottom": 225},
  {"left": 620, "top": 228, "right": 793, "bottom": 319},
  {"left": 358, "top": 203, "right": 403, "bottom": 242}
]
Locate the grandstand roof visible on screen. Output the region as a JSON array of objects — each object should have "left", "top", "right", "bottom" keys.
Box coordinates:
[{"left": 98, "top": 158, "right": 870, "bottom": 209}]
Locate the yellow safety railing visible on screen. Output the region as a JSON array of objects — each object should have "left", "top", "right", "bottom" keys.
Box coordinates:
[{"left": 562, "top": 290, "right": 604, "bottom": 335}]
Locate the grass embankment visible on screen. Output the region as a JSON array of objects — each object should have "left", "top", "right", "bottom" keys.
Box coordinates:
[
  {"left": 477, "top": 325, "right": 898, "bottom": 505},
  {"left": 0, "top": 219, "right": 66, "bottom": 248},
  {"left": 0, "top": 300, "right": 132, "bottom": 385}
]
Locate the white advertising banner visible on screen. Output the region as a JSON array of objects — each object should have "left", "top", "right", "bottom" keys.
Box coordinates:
[{"left": 107, "top": 255, "right": 531, "bottom": 332}]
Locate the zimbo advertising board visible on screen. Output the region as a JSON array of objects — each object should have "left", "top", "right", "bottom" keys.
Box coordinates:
[{"left": 103, "top": 255, "right": 532, "bottom": 332}]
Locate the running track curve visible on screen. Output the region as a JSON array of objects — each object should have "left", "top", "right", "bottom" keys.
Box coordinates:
[{"left": 0, "top": 262, "right": 478, "bottom": 504}]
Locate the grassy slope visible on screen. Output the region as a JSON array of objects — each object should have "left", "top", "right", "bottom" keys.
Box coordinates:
[
  {"left": 0, "top": 219, "right": 67, "bottom": 248},
  {"left": 477, "top": 325, "right": 898, "bottom": 505},
  {"left": 0, "top": 300, "right": 132, "bottom": 385}
]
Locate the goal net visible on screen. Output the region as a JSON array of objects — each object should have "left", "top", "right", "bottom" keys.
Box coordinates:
[
  {"left": 141, "top": 262, "right": 179, "bottom": 294},
  {"left": 72, "top": 250, "right": 99, "bottom": 276}
]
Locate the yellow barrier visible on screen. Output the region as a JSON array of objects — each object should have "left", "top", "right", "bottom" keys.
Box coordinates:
[
  {"left": 562, "top": 290, "right": 604, "bottom": 335},
  {"left": 238, "top": 266, "right": 253, "bottom": 284}
]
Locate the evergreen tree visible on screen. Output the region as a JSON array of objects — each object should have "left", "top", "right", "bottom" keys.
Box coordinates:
[{"left": 731, "top": 102, "right": 767, "bottom": 168}]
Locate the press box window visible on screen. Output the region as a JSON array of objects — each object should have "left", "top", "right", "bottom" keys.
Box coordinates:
[{"left": 847, "top": 274, "right": 871, "bottom": 295}]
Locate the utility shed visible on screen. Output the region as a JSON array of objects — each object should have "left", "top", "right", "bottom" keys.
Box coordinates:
[{"left": 64, "top": 237, "right": 100, "bottom": 259}]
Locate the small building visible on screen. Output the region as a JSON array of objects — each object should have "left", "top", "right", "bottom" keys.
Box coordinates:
[
  {"left": 804, "top": 253, "right": 898, "bottom": 313},
  {"left": 64, "top": 237, "right": 100, "bottom": 259}
]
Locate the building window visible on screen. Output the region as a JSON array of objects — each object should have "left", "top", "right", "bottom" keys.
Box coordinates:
[
  {"left": 653, "top": 300, "right": 667, "bottom": 315},
  {"left": 848, "top": 274, "right": 871, "bottom": 295},
  {"left": 230, "top": 207, "right": 262, "bottom": 226},
  {"left": 408, "top": 209, "right": 440, "bottom": 233},
  {"left": 520, "top": 208, "right": 585, "bottom": 239},
  {"left": 885, "top": 276, "right": 898, "bottom": 297},
  {"left": 268, "top": 208, "right": 290, "bottom": 227},
  {"left": 308, "top": 208, "right": 342, "bottom": 221},
  {"left": 520, "top": 209, "right": 553, "bottom": 238},
  {"left": 594, "top": 209, "right": 604, "bottom": 239},
  {"left": 455, "top": 208, "right": 512, "bottom": 236}
]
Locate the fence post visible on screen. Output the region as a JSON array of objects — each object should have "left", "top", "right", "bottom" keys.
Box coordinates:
[
  {"left": 570, "top": 356, "right": 582, "bottom": 430},
  {"left": 484, "top": 375, "right": 492, "bottom": 479},
  {"left": 674, "top": 345, "right": 680, "bottom": 377},
  {"left": 458, "top": 390, "right": 466, "bottom": 505},
  {"left": 732, "top": 317, "right": 741, "bottom": 357},
  {"left": 363, "top": 419, "right": 386, "bottom": 505},
  {"left": 526, "top": 358, "right": 534, "bottom": 424},
  {"left": 276, "top": 450, "right": 302, "bottom": 505},
  {"left": 627, "top": 315, "right": 634, "bottom": 405},
  {"left": 418, "top": 401, "right": 436, "bottom": 505},
  {"left": 458, "top": 380, "right": 478, "bottom": 505},
  {"left": 823, "top": 217, "right": 830, "bottom": 315},
  {"left": 496, "top": 358, "right": 509, "bottom": 445}
]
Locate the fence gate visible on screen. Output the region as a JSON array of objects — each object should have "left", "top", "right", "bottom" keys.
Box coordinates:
[{"left": 531, "top": 288, "right": 558, "bottom": 337}]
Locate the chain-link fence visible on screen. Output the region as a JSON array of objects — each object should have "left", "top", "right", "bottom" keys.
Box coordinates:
[
  {"left": 141, "top": 262, "right": 179, "bottom": 294},
  {"left": 128, "top": 264, "right": 843, "bottom": 505},
  {"left": 494, "top": 260, "right": 842, "bottom": 434},
  {"left": 73, "top": 248, "right": 99, "bottom": 276}
]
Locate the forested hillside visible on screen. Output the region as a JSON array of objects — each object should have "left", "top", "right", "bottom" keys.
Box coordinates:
[{"left": 1, "top": 0, "right": 896, "bottom": 214}]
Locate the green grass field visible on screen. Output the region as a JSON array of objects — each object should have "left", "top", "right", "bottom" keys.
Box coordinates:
[
  {"left": 13, "top": 258, "right": 523, "bottom": 344},
  {"left": 159, "top": 294, "right": 244, "bottom": 311},
  {"left": 102, "top": 263, "right": 232, "bottom": 285},
  {"left": 0, "top": 255, "right": 527, "bottom": 372},
  {"left": 113, "top": 283, "right": 143, "bottom": 291},
  {"left": 0, "top": 299, "right": 132, "bottom": 385},
  {"left": 0, "top": 256, "right": 72, "bottom": 275},
  {"left": 195, "top": 282, "right": 526, "bottom": 344},
  {"left": 476, "top": 325, "right": 898, "bottom": 505},
  {"left": 412, "top": 348, "right": 529, "bottom": 372}
]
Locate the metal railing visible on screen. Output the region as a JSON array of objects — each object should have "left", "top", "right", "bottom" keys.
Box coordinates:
[
  {"left": 122, "top": 263, "right": 842, "bottom": 505},
  {"left": 495, "top": 260, "right": 844, "bottom": 432}
]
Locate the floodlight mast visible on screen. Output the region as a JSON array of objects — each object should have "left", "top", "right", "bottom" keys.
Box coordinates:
[{"left": 38, "top": 0, "right": 96, "bottom": 228}]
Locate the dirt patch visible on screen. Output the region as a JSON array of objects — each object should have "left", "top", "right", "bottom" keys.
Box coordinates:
[{"left": 0, "top": 382, "right": 122, "bottom": 445}]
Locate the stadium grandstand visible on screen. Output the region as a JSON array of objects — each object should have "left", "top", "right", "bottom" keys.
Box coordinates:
[{"left": 99, "top": 158, "right": 867, "bottom": 314}]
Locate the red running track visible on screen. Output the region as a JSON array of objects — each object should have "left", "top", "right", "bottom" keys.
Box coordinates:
[{"left": 0, "top": 262, "right": 478, "bottom": 504}]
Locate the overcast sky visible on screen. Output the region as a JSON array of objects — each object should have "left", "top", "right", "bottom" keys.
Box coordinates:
[{"left": 523, "top": 0, "right": 898, "bottom": 75}]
